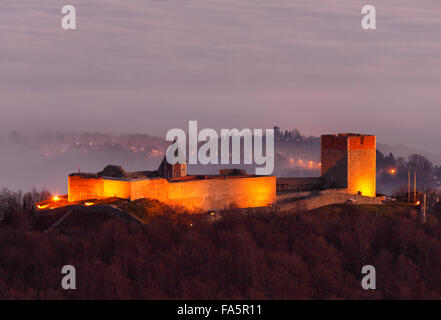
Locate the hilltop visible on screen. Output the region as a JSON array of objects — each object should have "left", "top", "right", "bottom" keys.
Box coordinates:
[{"left": 1, "top": 189, "right": 440, "bottom": 299}]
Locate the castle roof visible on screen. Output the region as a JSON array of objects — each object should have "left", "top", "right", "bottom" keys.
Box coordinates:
[
  {"left": 98, "top": 165, "right": 126, "bottom": 178},
  {"left": 70, "top": 165, "right": 160, "bottom": 180}
]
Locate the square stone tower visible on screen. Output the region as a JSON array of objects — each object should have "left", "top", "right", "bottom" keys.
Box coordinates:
[{"left": 321, "top": 133, "right": 376, "bottom": 197}]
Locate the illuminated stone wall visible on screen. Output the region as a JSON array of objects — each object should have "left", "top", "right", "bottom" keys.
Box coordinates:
[
  {"left": 166, "top": 176, "right": 276, "bottom": 211},
  {"left": 68, "top": 175, "right": 276, "bottom": 212},
  {"left": 347, "top": 136, "right": 376, "bottom": 197},
  {"left": 68, "top": 175, "right": 104, "bottom": 202},
  {"left": 130, "top": 178, "right": 169, "bottom": 202}
]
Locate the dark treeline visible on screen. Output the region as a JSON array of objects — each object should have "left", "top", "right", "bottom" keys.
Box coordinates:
[
  {"left": 0, "top": 189, "right": 441, "bottom": 299},
  {"left": 0, "top": 188, "right": 51, "bottom": 223},
  {"left": 377, "top": 151, "right": 441, "bottom": 195}
]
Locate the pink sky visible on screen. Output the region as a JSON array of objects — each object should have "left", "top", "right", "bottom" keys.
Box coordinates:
[{"left": 1, "top": 0, "right": 441, "bottom": 151}]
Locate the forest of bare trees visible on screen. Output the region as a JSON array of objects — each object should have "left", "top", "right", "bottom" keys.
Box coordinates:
[{"left": 0, "top": 189, "right": 440, "bottom": 299}]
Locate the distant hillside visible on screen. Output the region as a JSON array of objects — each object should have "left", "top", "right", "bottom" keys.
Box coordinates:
[{"left": 2, "top": 129, "right": 440, "bottom": 192}]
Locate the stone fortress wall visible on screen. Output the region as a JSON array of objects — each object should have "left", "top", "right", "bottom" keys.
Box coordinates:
[{"left": 68, "top": 174, "right": 276, "bottom": 212}]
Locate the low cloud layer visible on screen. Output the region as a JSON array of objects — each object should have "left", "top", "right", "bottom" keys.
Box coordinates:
[{"left": 1, "top": 0, "right": 441, "bottom": 150}]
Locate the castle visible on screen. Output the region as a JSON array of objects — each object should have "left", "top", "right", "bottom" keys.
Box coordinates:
[{"left": 66, "top": 133, "right": 376, "bottom": 212}]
